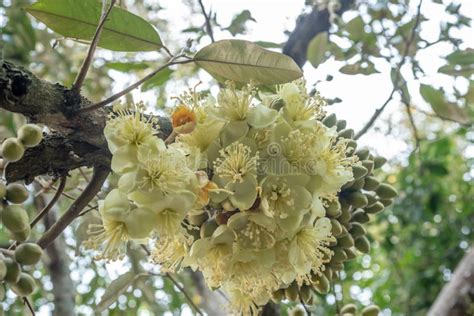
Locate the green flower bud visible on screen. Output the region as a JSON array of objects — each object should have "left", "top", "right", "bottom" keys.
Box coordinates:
[
  {"left": 349, "top": 178, "right": 365, "bottom": 191},
  {"left": 346, "top": 140, "right": 357, "bottom": 151},
  {"left": 339, "top": 207, "right": 352, "bottom": 224},
  {"left": 352, "top": 165, "right": 368, "bottom": 179},
  {"left": 0, "top": 181, "right": 6, "bottom": 199},
  {"left": 323, "top": 267, "right": 333, "bottom": 281},
  {"left": 373, "top": 156, "right": 387, "bottom": 169},
  {"left": 341, "top": 303, "right": 358, "bottom": 314},
  {"left": 366, "top": 194, "right": 378, "bottom": 207},
  {"left": 284, "top": 282, "right": 299, "bottom": 301},
  {"left": 379, "top": 198, "right": 394, "bottom": 207},
  {"left": 289, "top": 307, "right": 306, "bottom": 316},
  {"left": 349, "top": 222, "right": 367, "bottom": 238},
  {"left": 361, "top": 305, "right": 381, "bottom": 316},
  {"left": 365, "top": 201, "right": 385, "bottom": 214},
  {"left": 352, "top": 209, "right": 369, "bottom": 224},
  {"left": 326, "top": 200, "right": 342, "bottom": 218},
  {"left": 363, "top": 177, "right": 380, "bottom": 191},
  {"left": 4, "top": 258, "right": 21, "bottom": 283},
  {"left": 271, "top": 288, "right": 285, "bottom": 302},
  {"left": 355, "top": 236, "right": 371, "bottom": 253},
  {"left": 337, "top": 234, "right": 355, "bottom": 248},
  {"left": 6, "top": 183, "right": 29, "bottom": 204},
  {"left": 1, "top": 205, "right": 29, "bottom": 233},
  {"left": 200, "top": 220, "right": 218, "bottom": 238},
  {"left": 356, "top": 149, "right": 370, "bottom": 161},
  {"left": 0, "top": 260, "right": 7, "bottom": 281},
  {"left": 313, "top": 274, "right": 330, "bottom": 294},
  {"left": 18, "top": 124, "right": 43, "bottom": 148},
  {"left": 10, "top": 272, "right": 36, "bottom": 296},
  {"left": 330, "top": 218, "right": 343, "bottom": 236},
  {"left": 376, "top": 183, "right": 398, "bottom": 199},
  {"left": 1, "top": 138, "right": 25, "bottom": 162},
  {"left": 336, "top": 120, "right": 347, "bottom": 131},
  {"left": 329, "top": 260, "right": 344, "bottom": 271},
  {"left": 14, "top": 243, "right": 43, "bottom": 266},
  {"left": 322, "top": 113, "right": 337, "bottom": 127},
  {"left": 12, "top": 226, "right": 31, "bottom": 242},
  {"left": 347, "top": 191, "right": 368, "bottom": 208},
  {"left": 344, "top": 248, "right": 357, "bottom": 260},
  {"left": 338, "top": 128, "right": 354, "bottom": 139},
  {"left": 362, "top": 160, "right": 374, "bottom": 174},
  {"left": 332, "top": 248, "right": 348, "bottom": 262},
  {"left": 299, "top": 285, "right": 312, "bottom": 303}
]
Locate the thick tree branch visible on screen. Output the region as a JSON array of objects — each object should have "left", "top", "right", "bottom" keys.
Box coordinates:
[
  {"left": 37, "top": 167, "right": 109, "bottom": 249},
  {"left": 283, "top": 0, "right": 354, "bottom": 67}
]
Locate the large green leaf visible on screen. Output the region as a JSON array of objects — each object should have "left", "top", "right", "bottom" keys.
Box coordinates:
[
  {"left": 26, "top": 0, "right": 162, "bottom": 51},
  {"left": 307, "top": 32, "right": 329, "bottom": 68},
  {"left": 194, "top": 39, "right": 303, "bottom": 85},
  {"left": 420, "top": 84, "right": 471, "bottom": 124}
]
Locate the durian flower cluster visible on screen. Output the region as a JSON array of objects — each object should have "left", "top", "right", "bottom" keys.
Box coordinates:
[{"left": 85, "top": 81, "right": 359, "bottom": 314}]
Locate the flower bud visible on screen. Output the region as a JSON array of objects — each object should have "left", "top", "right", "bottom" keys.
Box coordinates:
[
  {"left": 14, "top": 243, "right": 43, "bottom": 266},
  {"left": 4, "top": 258, "right": 21, "bottom": 283},
  {"left": 349, "top": 222, "right": 367, "bottom": 238},
  {"left": 6, "top": 183, "right": 29, "bottom": 204},
  {"left": 336, "top": 120, "right": 346, "bottom": 131},
  {"left": 313, "top": 274, "right": 330, "bottom": 294},
  {"left": 376, "top": 183, "right": 398, "bottom": 199},
  {"left": 354, "top": 236, "right": 371, "bottom": 253},
  {"left": 365, "top": 201, "right": 384, "bottom": 214},
  {"left": 362, "top": 160, "right": 374, "bottom": 174},
  {"left": 352, "top": 165, "right": 368, "bottom": 179},
  {"left": 338, "top": 128, "right": 354, "bottom": 139},
  {"left": 12, "top": 226, "right": 31, "bottom": 242},
  {"left": 289, "top": 307, "right": 306, "bottom": 316},
  {"left": 339, "top": 207, "right": 352, "bottom": 224},
  {"left": 0, "top": 181, "right": 6, "bottom": 199},
  {"left": 322, "top": 113, "right": 337, "bottom": 127},
  {"left": 344, "top": 248, "right": 357, "bottom": 260},
  {"left": 365, "top": 193, "right": 377, "bottom": 207},
  {"left": 332, "top": 248, "right": 348, "bottom": 262},
  {"left": 200, "top": 220, "right": 218, "bottom": 239},
  {"left": 363, "top": 177, "right": 380, "bottom": 191},
  {"left": 378, "top": 198, "right": 394, "bottom": 207},
  {"left": 271, "top": 288, "right": 285, "bottom": 302},
  {"left": 341, "top": 303, "right": 357, "bottom": 314},
  {"left": 352, "top": 210, "right": 369, "bottom": 224},
  {"left": 330, "top": 218, "right": 343, "bottom": 236},
  {"left": 361, "top": 305, "right": 380, "bottom": 316},
  {"left": 284, "top": 282, "right": 299, "bottom": 301},
  {"left": 1, "top": 205, "right": 29, "bottom": 233},
  {"left": 10, "top": 272, "right": 36, "bottom": 296},
  {"left": 349, "top": 178, "right": 365, "bottom": 191},
  {"left": 1, "top": 138, "right": 25, "bottom": 162},
  {"left": 337, "top": 234, "right": 355, "bottom": 248},
  {"left": 323, "top": 267, "right": 333, "bottom": 281},
  {"left": 356, "top": 149, "right": 370, "bottom": 161},
  {"left": 373, "top": 156, "right": 387, "bottom": 169},
  {"left": 326, "top": 200, "right": 342, "bottom": 218},
  {"left": 18, "top": 124, "right": 43, "bottom": 148},
  {"left": 347, "top": 191, "right": 368, "bottom": 208},
  {"left": 299, "top": 285, "right": 312, "bottom": 304}
]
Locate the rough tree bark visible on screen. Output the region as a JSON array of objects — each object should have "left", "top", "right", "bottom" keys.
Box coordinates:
[{"left": 428, "top": 248, "right": 474, "bottom": 316}]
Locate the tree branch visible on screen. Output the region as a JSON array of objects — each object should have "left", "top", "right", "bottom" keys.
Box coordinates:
[
  {"left": 37, "top": 167, "right": 109, "bottom": 249},
  {"left": 197, "top": 0, "right": 215, "bottom": 42},
  {"left": 30, "top": 176, "right": 67, "bottom": 228},
  {"left": 72, "top": 0, "right": 117, "bottom": 92}
]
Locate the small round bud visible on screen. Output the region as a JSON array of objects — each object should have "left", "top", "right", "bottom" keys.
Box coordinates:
[
  {"left": 356, "top": 149, "right": 370, "bottom": 161},
  {"left": 6, "top": 183, "right": 29, "bottom": 204},
  {"left": 352, "top": 165, "right": 368, "bottom": 179},
  {"left": 355, "top": 236, "right": 371, "bottom": 253},
  {"left": 341, "top": 303, "right": 358, "bottom": 314},
  {"left": 18, "top": 124, "right": 43, "bottom": 148},
  {"left": 373, "top": 156, "right": 387, "bottom": 169},
  {"left": 284, "top": 283, "right": 299, "bottom": 301},
  {"left": 352, "top": 209, "right": 369, "bottom": 224},
  {"left": 365, "top": 201, "right": 385, "bottom": 214},
  {"left": 271, "top": 288, "right": 285, "bottom": 302},
  {"left": 1, "top": 205, "right": 29, "bottom": 233},
  {"left": 362, "top": 160, "right": 374, "bottom": 174},
  {"left": 332, "top": 248, "right": 348, "bottom": 262},
  {"left": 330, "top": 218, "right": 343, "bottom": 236},
  {"left": 376, "top": 183, "right": 398, "bottom": 199},
  {"left": 349, "top": 222, "right": 367, "bottom": 238},
  {"left": 338, "top": 128, "right": 354, "bottom": 139},
  {"left": 14, "top": 243, "right": 43, "bottom": 266},
  {"left": 10, "top": 272, "right": 36, "bottom": 296},
  {"left": 4, "top": 258, "right": 21, "bottom": 283},
  {"left": 336, "top": 120, "right": 347, "bottom": 131},
  {"left": 361, "top": 305, "right": 381, "bottom": 316},
  {"left": 337, "top": 234, "right": 355, "bottom": 248},
  {"left": 344, "top": 248, "right": 357, "bottom": 260},
  {"left": 379, "top": 198, "right": 394, "bottom": 207},
  {"left": 313, "top": 274, "right": 330, "bottom": 294},
  {"left": 366, "top": 193, "right": 378, "bottom": 207},
  {"left": 363, "top": 177, "right": 380, "bottom": 191},
  {"left": 347, "top": 191, "right": 368, "bottom": 208},
  {"left": 1, "top": 138, "right": 25, "bottom": 162},
  {"left": 349, "top": 178, "right": 365, "bottom": 191},
  {"left": 326, "top": 200, "right": 342, "bottom": 218},
  {"left": 11, "top": 226, "right": 31, "bottom": 242},
  {"left": 322, "top": 113, "right": 337, "bottom": 127}
]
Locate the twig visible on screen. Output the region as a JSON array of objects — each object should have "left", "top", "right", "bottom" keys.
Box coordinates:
[
  {"left": 166, "top": 273, "right": 204, "bottom": 316},
  {"left": 197, "top": 0, "right": 215, "bottom": 42},
  {"left": 23, "top": 297, "right": 36, "bottom": 316},
  {"left": 297, "top": 287, "right": 311, "bottom": 315},
  {"left": 37, "top": 167, "right": 109, "bottom": 249},
  {"left": 77, "top": 56, "right": 192, "bottom": 113},
  {"left": 354, "top": 0, "right": 423, "bottom": 139},
  {"left": 30, "top": 176, "right": 67, "bottom": 228},
  {"left": 0, "top": 248, "right": 14, "bottom": 256},
  {"left": 72, "top": 0, "right": 117, "bottom": 92},
  {"left": 404, "top": 103, "right": 421, "bottom": 151}
]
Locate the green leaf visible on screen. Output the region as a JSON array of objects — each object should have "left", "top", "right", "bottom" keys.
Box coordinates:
[
  {"left": 26, "top": 0, "right": 162, "bottom": 51},
  {"left": 438, "top": 64, "right": 474, "bottom": 77},
  {"left": 345, "top": 16, "right": 365, "bottom": 41},
  {"left": 420, "top": 84, "right": 471, "bottom": 124},
  {"left": 141, "top": 68, "right": 173, "bottom": 91},
  {"left": 254, "top": 41, "right": 282, "bottom": 49},
  {"left": 105, "top": 62, "right": 149, "bottom": 72},
  {"left": 307, "top": 32, "right": 329, "bottom": 68},
  {"left": 225, "top": 10, "right": 256, "bottom": 36},
  {"left": 339, "top": 61, "right": 379, "bottom": 75},
  {"left": 194, "top": 39, "right": 303, "bottom": 85},
  {"left": 96, "top": 271, "right": 145, "bottom": 312},
  {"left": 446, "top": 49, "right": 474, "bottom": 65}
]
